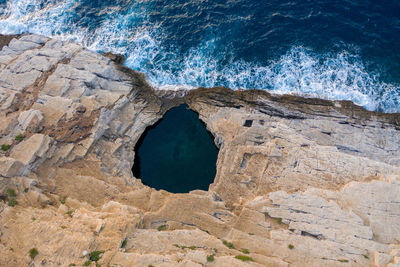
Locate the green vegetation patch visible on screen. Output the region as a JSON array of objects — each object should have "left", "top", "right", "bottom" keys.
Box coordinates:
[
  {"left": 157, "top": 224, "right": 167, "bottom": 231},
  {"left": 1, "top": 144, "right": 11, "bottom": 151},
  {"left": 207, "top": 255, "right": 215, "bottom": 262},
  {"left": 241, "top": 248, "right": 249, "bottom": 254},
  {"left": 89, "top": 251, "right": 103, "bottom": 262},
  {"left": 29, "top": 248, "right": 39, "bottom": 259},
  {"left": 288, "top": 244, "right": 294, "bottom": 250},
  {"left": 121, "top": 238, "right": 127, "bottom": 248},
  {"left": 8, "top": 198, "right": 17, "bottom": 207},
  {"left": 15, "top": 134, "right": 24, "bottom": 141},
  {"left": 60, "top": 196, "right": 67, "bottom": 204},
  {"left": 338, "top": 259, "right": 349, "bottom": 263},
  {"left": 222, "top": 240, "right": 234, "bottom": 249},
  {"left": 235, "top": 255, "right": 253, "bottom": 262},
  {"left": 7, "top": 188, "right": 16, "bottom": 197}
]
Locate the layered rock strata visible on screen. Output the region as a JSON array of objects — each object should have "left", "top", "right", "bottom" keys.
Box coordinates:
[{"left": 0, "top": 34, "right": 399, "bottom": 267}]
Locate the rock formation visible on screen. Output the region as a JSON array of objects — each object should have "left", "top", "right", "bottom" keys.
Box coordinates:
[{"left": 0, "top": 34, "right": 399, "bottom": 267}]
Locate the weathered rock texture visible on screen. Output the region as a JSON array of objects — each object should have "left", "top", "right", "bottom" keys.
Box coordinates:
[{"left": 0, "top": 34, "right": 399, "bottom": 267}]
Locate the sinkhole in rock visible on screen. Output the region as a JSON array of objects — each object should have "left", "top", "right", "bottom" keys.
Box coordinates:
[{"left": 132, "top": 104, "right": 219, "bottom": 193}]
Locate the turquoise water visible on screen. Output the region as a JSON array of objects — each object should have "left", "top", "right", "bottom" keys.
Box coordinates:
[{"left": 132, "top": 105, "right": 218, "bottom": 193}]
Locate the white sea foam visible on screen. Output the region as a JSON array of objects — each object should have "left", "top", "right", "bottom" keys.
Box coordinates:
[{"left": 0, "top": 0, "right": 399, "bottom": 113}]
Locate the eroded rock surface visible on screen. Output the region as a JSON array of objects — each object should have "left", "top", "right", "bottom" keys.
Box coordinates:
[{"left": 0, "top": 35, "right": 399, "bottom": 267}]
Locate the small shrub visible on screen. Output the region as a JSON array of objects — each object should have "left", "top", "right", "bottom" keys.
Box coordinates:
[
  {"left": 61, "top": 226, "right": 67, "bottom": 229},
  {"left": 23, "top": 188, "right": 29, "bottom": 193},
  {"left": 277, "top": 218, "right": 283, "bottom": 224},
  {"left": 222, "top": 240, "right": 234, "bottom": 249},
  {"left": 189, "top": 246, "right": 196, "bottom": 250},
  {"left": 263, "top": 212, "right": 269, "bottom": 217},
  {"left": 180, "top": 245, "right": 187, "bottom": 249},
  {"left": 60, "top": 196, "right": 67, "bottom": 204},
  {"left": 363, "top": 254, "right": 369, "bottom": 259},
  {"left": 235, "top": 255, "right": 253, "bottom": 262},
  {"left": 7, "top": 188, "right": 16, "bottom": 197},
  {"left": 29, "top": 248, "right": 39, "bottom": 259},
  {"left": 15, "top": 134, "right": 24, "bottom": 141},
  {"left": 248, "top": 233, "right": 254, "bottom": 235},
  {"left": 157, "top": 225, "right": 167, "bottom": 231},
  {"left": 241, "top": 248, "right": 249, "bottom": 254},
  {"left": 288, "top": 244, "right": 294, "bottom": 250},
  {"left": 173, "top": 244, "right": 180, "bottom": 248},
  {"left": 148, "top": 265, "right": 154, "bottom": 267},
  {"left": 8, "top": 198, "right": 17, "bottom": 207},
  {"left": 1, "top": 144, "right": 11, "bottom": 151},
  {"left": 89, "top": 251, "right": 103, "bottom": 262},
  {"left": 207, "top": 255, "right": 215, "bottom": 262},
  {"left": 121, "top": 238, "right": 127, "bottom": 248},
  {"left": 338, "top": 259, "right": 349, "bottom": 263},
  {"left": 83, "top": 261, "right": 91, "bottom": 266},
  {"left": 66, "top": 210, "right": 73, "bottom": 218}
]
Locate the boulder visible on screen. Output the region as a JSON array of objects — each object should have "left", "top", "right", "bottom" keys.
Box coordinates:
[
  {"left": 11, "top": 134, "right": 51, "bottom": 166},
  {"left": 17, "top": 109, "right": 43, "bottom": 132},
  {"left": 0, "top": 157, "right": 24, "bottom": 177}
]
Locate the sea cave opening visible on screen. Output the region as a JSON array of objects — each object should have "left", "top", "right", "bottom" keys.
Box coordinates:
[{"left": 132, "top": 104, "right": 219, "bottom": 193}]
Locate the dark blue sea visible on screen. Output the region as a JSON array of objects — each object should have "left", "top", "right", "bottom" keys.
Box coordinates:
[{"left": 0, "top": 0, "right": 399, "bottom": 112}]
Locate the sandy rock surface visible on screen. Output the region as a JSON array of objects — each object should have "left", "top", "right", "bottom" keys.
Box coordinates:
[{"left": 0, "top": 34, "right": 399, "bottom": 267}]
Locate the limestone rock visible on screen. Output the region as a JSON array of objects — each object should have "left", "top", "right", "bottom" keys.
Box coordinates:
[
  {"left": 339, "top": 180, "right": 400, "bottom": 244},
  {"left": 375, "top": 252, "right": 392, "bottom": 267},
  {"left": 11, "top": 134, "right": 51, "bottom": 166},
  {"left": 17, "top": 109, "right": 43, "bottom": 132},
  {"left": 0, "top": 35, "right": 399, "bottom": 267},
  {"left": 0, "top": 157, "right": 24, "bottom": 177}
]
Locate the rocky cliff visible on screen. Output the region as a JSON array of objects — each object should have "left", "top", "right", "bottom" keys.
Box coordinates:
[{"left": 0, "top": 34, "right": 399, "bottom": 267}]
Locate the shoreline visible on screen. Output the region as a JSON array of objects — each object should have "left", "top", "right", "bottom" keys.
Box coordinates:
[{"left": 2, "top": 33, "right": 399, "bottom": 117}]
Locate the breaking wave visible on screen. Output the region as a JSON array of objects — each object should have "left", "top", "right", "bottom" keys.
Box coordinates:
[{"left": 0, "top": 0, "right": 399, "bottom": 112}]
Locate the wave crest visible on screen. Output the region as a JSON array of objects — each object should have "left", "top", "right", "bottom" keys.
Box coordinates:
[{"left": 0, "top": 0, "right": 399, "bottom": 113}]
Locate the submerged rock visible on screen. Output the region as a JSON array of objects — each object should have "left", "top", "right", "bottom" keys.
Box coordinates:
[{"left": 0, "top": 34, "right": 399, "bottom": 266}]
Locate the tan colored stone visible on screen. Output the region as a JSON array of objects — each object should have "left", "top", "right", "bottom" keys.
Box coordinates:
[
  {"left": 11, "top": 134, "right": 51, "bottom": 165},
  {"left": 1, "top": 35, "right": 400, "bottom": 267},
  {"left": 374, "top": 252, "right": 392, "bottom": 267},
  {"left": 339, "top": 180, "right": 400, "bottom": 244},
  {"left": 0, "top": 157, "right": 23, "bottom": 177},
  {"left": 17, "top": 109, "right": 43, "bottom": 132}
]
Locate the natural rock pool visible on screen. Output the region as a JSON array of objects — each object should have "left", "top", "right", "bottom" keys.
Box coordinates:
[{"left": 132, "top": 104, "right": 218, "bottom": 193}]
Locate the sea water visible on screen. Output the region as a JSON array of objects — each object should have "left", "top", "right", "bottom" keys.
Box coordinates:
[
  {"left": 132, "top": 105, "right": 218, "bottom": 193},
  {"left": 0, "top": 0, "right": 399, "bottom": 112}
]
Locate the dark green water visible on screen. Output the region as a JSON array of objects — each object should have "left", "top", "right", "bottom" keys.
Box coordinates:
[{"left": 132, "top": 104, "right": 218, "bottom": 193}]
